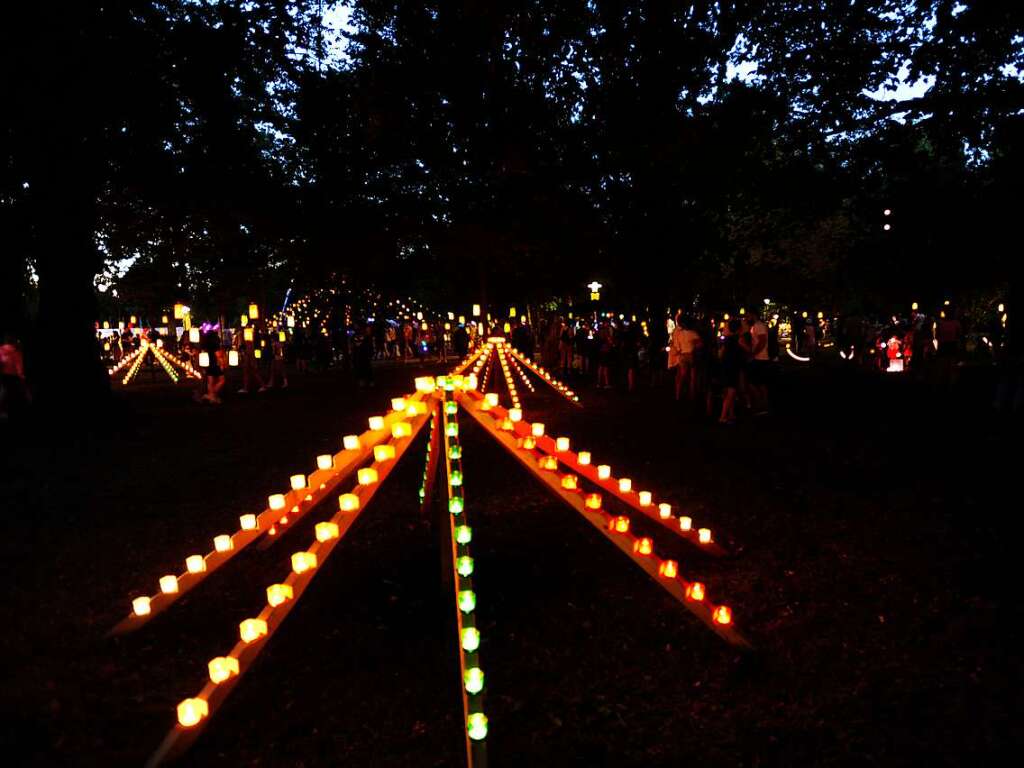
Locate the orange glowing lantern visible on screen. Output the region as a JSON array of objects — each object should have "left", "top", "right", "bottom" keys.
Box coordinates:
[
  {"left": 685, "top": 582, "right": 705, "bottom": 602},
  {"left": 391, "top": 397, "right": 407, "bottom": 411},
  {"left": 374, "top": 444, "right": 396, "bottom": 462},
  {"left": 415, "top": 376, "right": 436, "bottom": 393},
  {"left": 317, "top": 454, "right": 333, "bottom": 471},
  {"left": 291, "top": 551, "right": 317, "bottom": 574},
  {"left": 357, "top": 468, "right": 378, "bottom": 485},
  {"left": 368, "top": 416, "right": 385, "bottom": 431},
  {"left": 132, "top": 596, "right": 151, "bottom": 616},
  {"left": 521, "top": 436, "right": 536, "bottom": 450},
  {"left": 186, "top": 555, "right": 206, "bottom": 574},
  {"left": 315, "top": 521, "right": 340, "bottom": 542},
  {"left": 531, "top": 423, "right": 545, "bottom": 437},
  {"left": 610, "top": 516, "right": 630, "bottom": 533},
  {"left": 659, "top": 560, "right": 678, "bottom": 578},
  {"left": 713, "top": 605, "right": 732, "bottom": 625},
  {"left": 539, "top": 455, "right": 558, "bottom": 471},
  {"left": 243, "top": 327, "right": 254, "bottom": 342},
  {"left": 597, "top": 465, "right": 611, "bottom": 480},
  {"left": 577, "top": 451, "right": 591, "bottom": 465},
  {"left": 679, "top": 516, "right": 692, "bottom": 532},
  {"left": 228, "top": 350, "right": 239, "bottom": 367},
  {"left": 198, "top": 352, "right": 210, "bottom": 368},
  {"left": 484, "top": 393, "right": 499, "bottom": 407},
  {"left": 269, "top": 494, "right": 286, "bottom": 511},
  {"left": 208, "top": 656, "right": 239, "bottom": 684},
  {"left": 633, "top": 537, "right": 653, "bottom": 555},
  {"left": 177, "top": 698, "right": 208, "bottom": 727},
  {"left": 391, "top": 421, "right": 412, "bottom": 439},
  {"left": 698, "top": 528, "right": 712, "bottom": 544},
  {"left": 658, "top": 503, "right": 672, "bottom": 520},
  {"left": 159, "top": 575, "right": 179, "bottom": 594},
  {"left": 338, "top": 493, "right": 360, "bottom": 512},
  {"left": 289, "top": 474, "right": 307, "bottom": 491},
  {"left": 213, "top": 535, "right": 233, "bottom": 553},
  {"left": 555, "top": 437, "right": 570, "bottom": 452},
  {"left": 239, "top": 514, "right": 258, "bottom": 531},
  {"left": 508, "top": 408, "right": 522, "bottom": 422},
  {"left": 343, "top": 434, "right": 361, "bottom": 451},
  {"left": 561, "top": 475, "right": 579, "bottom": 490},
  {"left": 266, "top": 583, "right": 293, "bottom": 607},
  {"left": 584, "top": 493, "right": 602, "bottom": 509},
  {"left": 239, "top": 618, "right": 268, "bottom": 643},
  {"left": 248, "top": 303, "right": 259, "bottom": 319},
  {"left": 618, "top": 478, "right": 632, "bottom": 493},
  {"left": 638, "top": 491, "right": 652, "bottom": 507}
]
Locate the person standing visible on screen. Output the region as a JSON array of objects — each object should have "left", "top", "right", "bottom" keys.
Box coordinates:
[
  {"left": 719, "top": 319, "right": 744, "bottom": 424},
  {"left": 747, "top": 310, "right": 770, "bottom": 414},
  {"left": 670, "top": 316, "right": 702, "bottom": 401}
]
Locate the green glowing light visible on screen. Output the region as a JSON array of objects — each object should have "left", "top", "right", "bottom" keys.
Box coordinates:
[
  {"left": 449, "top": 497, "right": 464, "bottom": 515},
  {"left": 446, "top": 401, "right": 457, "bottom": 414},
  {"left": 467, "top": 712, "right": 488, "bottom": 741},
  {"left": 449, "top": 445, "right": 462, "bottom": 459},
  {"left": 418, "top": 486, "right": 425, "bottom": 500},
  {"left": 461, "top": 627, "right": 480, "bottom": 651},
  {"left": 455, "top": 525, "right": 473, "bottom": 544},
  {"left": 464, "top": 667, "right": 485, "bottom": 695},
  {"left": 458, "top": 590, "right": 476, "bottom": 613},
  {"left": 456, "top": 556, "right": 474, "bottom": 577},
  {"left": 446, "top": 423, "right": 459, "bottom": 437},
  {"left": 451, "top": 470, "right": 463, "bottom": 486}
]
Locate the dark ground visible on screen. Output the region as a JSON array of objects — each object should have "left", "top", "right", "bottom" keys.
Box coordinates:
[{"left": 1, "top": 357, "right": 1021, "bottom": 767}]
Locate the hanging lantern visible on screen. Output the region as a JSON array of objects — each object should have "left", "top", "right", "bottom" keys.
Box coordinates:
[
  {"left": 266, "top": 583, "right": 294, "bottom": 607},
  {"left": 208, "top": 656, "right": 239, "bottom": 684},
  {"left": 239, "top": 618, "right": 268, "bottom": 643},
  {"left": 173, "top": 304, "right": 185, "bottom": 320},
  {"left": 240, "top": 315, "right": 248, "bottom": 327},
  {"left": 243, "top": 327, "right": 254, "bottom": 342},
  {"left": 248, "top": 303, "right": 259, "bottom": 319}
]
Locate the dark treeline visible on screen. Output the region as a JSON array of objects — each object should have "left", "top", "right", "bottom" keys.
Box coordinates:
[{"left": 2, "top": 2, "right": 1022, "bottom": 405}]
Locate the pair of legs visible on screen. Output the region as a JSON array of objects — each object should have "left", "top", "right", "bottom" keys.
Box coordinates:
[
  {"left": 674, "top": 357, "right": 695, "bottom": 400},
  {"left": 597, "top": 364, "right": 610, "bottom": 388}
]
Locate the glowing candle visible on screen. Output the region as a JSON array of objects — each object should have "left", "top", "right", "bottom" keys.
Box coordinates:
[
  {"left": 343, "top": 434, "right": 361, "bottom": 450},
  {"left": 198, "top": 352, "right": 210, "bottom": 367},
  {"left": 458, "top": 590, "right": 477, "bottom": 613},
  {"left": 577, "top": 451, "right": 591, "bottom": 465},
  {"left": 464, "top": 667, "right": 485, "bottom": 694},
  {"left": 266, "top": 583, "right": 293, "bottom": 607},
  {"left": 374, "top": 445, "right": 395, "bottom": 461},
  {"left": 461, "top": 627, "right": 480, "bottom": 651},
  {"left": 368, "top": 416, "right": 385, "bottom": 431},
  {"left": 132, "top": 596, "right": 151, "bottom": 616},
  {"left": 358, "top": 468, "right": 378, "bottom": 485},
  {"left": 561, "top": 475, "right": 578, "bottom": 490},
  {"left": 658, "top": 503, "right": 672, "bottom": 520},
  {"left": 611, "top": 516, "right": 630, "bottom": 533},
  {"left": 268, "top": 494, "right": 286, "bottom": 511},
  {"left": 291, "top": 551, "right": 317, "bottom": 574},
  {"left": 391, "top": 421, "right": 412, "bottom": 438},
  {"left": 618, "top": 478, "right": 632, "bottom": 493},
  {"left": 239, "top": 514, "right": 257, "bottom": 531},
  {"left": 290, "top": 474, "right": 307, "bottom": 491},
  {"left": 449, "top": 445, "right": 462, "bottom": 459},
  {"left": 679, "top": 516, "right": 692, "bottom": 531},
  {"left": 391, "top": 397, "right": 407, "bottom": 411},
  {"left": 467, "top": 712, "right": 488, "bottom": 741},
  {"left": 208, "top": 656, "right": 239, "bottom": 684},
  {"left": 451, "top": 470, "right": 463, "bottom": 486},
  {"left": 659, "top": 560, "right": 678, "bottom": 578},
  {"left": 539, "top": 456, "right": 558, "bottom": 471},
  {"left": 239, "top": 618, "right": 268, "bottom": 643},
  {"left": 456, "top": 556, "right": 474, "bottom": 577},
  {"left": 415, "top": 376, "right": 436, "bottom": 392},
  {"left": 315, "top": 522, "right": 340, "bottom": 542},
  {"left": 186, "top": 555, "right": 206, "bottom": 574},
  {"left": 713, "top": 605, "right": 732, "bottom": 625},
  {"left": 686, "top": 582, "right": 705, "bottom": 601},
  {"left": 521, "top": 437, "right": 536, "bottom": 450},
  {"left": 177, "top": 698, "right": 208, "bottom": 727},
  {"left": 698, "top": 528, "right": 712, "bottom": 544},
  {"left": 508, "top": 408, "right": 522, "bottom": 422},
  {"left": 633, "top": 537, "right": 653, "bottom": 555},
  {"left": 597, "top": 465, "right": 611, "bottom": 480},
  {"left": 556, "top": 437, "right": 570, "bottom": 452},
  {"left": 446, "top": 423, "right": 459, "bottom": 437},
  {"left": 531, "top": 423, "right": 545, "bottom": 437},
  {"left": 455, "top": 525, "right": 473, "bottom": 544},
  {"left": 159, "top": 575, "right": 179, "bottom": 594},
  {"left": 338, "top": 493, "right": 360, "bottom": 512},
  {"left": 213, "top": 535, "right": 233, "bottom": 553},
  {"left": 317, "top": 454, "right": 333, "bottom": 471},
  {"left": 407, "top": 401, "right": 426, "bottom": 416},
  {"left": 638, "top": 491, "right": 652, "bottom": 507},
  {"left": 484, "top": 393, "right": 499, "bottom": 407},
  {"left": 449, "top": 497, "right": 464, "bottom": 515},
  {"left": 228, "top": 350, "right": 239, "bottom": 366},
  {"left": 585, "top": 493, "right": 602, "bottom": 509}
]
